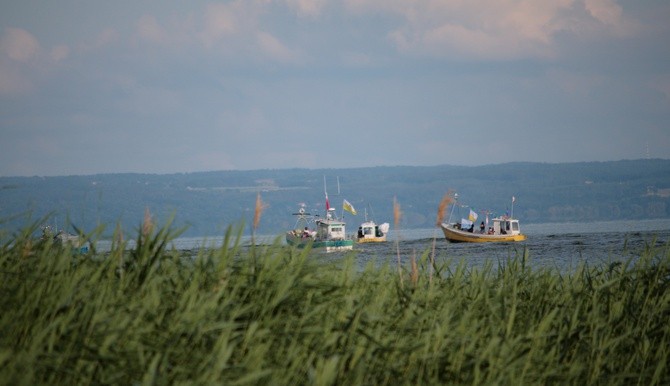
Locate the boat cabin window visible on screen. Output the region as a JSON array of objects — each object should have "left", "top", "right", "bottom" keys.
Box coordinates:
[
  {"left": 363, "top": 227, "right": 373, "bottom": 235},
  {"left": 511, "top": 222, "right": 519, "bottom": 231},
  {"left": 328, "top": 226, "right": 345, "bottom": 240}
]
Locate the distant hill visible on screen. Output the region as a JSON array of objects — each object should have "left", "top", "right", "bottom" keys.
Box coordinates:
[{"left": 1, "top": 159, "right": 669, "bottom": 238}]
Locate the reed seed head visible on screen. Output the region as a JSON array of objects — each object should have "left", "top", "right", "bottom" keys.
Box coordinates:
[
  {"left": 114, "top": 222, "right": 124, "bottom": 245},
  {"left": 142, "top": 207, "right": 153, "bottom": 237},
  {"left": 410, "top": 251, "right": 418, "bottom": 286},
  {"left": 436, "top": 191, "right": 454, "bottom": 226},
  {"left": 393, "top": 197, "right": 402, "bottom": 228},
  {"left": 253, "top": 192, "right": 266, "bottom": 231}
]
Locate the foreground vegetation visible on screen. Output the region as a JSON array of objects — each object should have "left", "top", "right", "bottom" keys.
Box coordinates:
[{"left": 1, "top": 223, "right": 669, "bottom": 385}]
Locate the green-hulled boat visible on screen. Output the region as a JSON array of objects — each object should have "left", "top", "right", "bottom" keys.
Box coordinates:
[{"left": 286, "top": 204, "right": 354, "bottom": 252}]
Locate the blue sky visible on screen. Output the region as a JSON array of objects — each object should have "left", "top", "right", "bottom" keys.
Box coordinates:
[{"left": 1, "top": 0, "right": 669, "bottom": 176}]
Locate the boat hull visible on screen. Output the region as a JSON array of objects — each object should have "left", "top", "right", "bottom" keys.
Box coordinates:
[
  {"left": 356, "top": 235, "right": 387, "bottom": 243},
  {"left": 286, "top": 233, "right": 354, "bottom": 252},
  {"left": 440, "top": 224, "right": 526, "bottom": 243}
]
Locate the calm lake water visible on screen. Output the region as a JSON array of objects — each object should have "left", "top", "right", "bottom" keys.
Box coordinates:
[
  {"left": 160, "top": 218, "right": 670, "bottom": 272},
  {"left": 358, "top": 219, "right": 670, "bottom": 272}
]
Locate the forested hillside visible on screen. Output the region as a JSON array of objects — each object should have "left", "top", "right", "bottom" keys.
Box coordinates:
[{"left": 1, "top": 159, "right": 669, "bottom": 238}]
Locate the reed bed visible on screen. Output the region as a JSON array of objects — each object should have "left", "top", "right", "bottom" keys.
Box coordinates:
[{"left": 1, "top": 222, "right": 669, "bottom": 385}]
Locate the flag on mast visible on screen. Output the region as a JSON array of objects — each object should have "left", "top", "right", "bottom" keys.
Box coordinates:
[
  {"left": 468, "top": 209, "right": 478, "bottom": 222},
  {"left": 323, "top": 175, "right": 330, "bottom": 211},
  {"left": 343, "top": 199, "right": 357, "bottom": 215}
]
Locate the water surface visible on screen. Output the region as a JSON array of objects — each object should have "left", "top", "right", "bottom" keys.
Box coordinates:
[
  {"left": 357, "top": 219, "right": 670, "bottom": 272},
  {"left": 100, "top": 219, "right": 670, "bottom": 272}
]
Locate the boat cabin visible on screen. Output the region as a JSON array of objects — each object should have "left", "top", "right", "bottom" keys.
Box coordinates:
[
  {"left": 491, "top": 217, "right": 522, "bottom": 235},
  {"left": 316, "top": 219, "right": 346, "bottom": 240},
  {"left": 359, "top": 222, "right": 381, "bottom": 239}
]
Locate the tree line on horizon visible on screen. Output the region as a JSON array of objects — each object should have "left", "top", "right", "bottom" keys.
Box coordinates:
[{"left": 1, "top": 159, "right": 669, "bottom": 238}]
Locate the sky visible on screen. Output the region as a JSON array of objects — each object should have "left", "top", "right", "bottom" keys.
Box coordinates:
[{"left": 1, "top": 0, "right": 669, "bottom": 177}]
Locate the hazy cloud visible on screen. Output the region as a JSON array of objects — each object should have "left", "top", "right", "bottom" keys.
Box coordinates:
[
  {"left": 0, "top": 28, "right": 40, "bottom": 94},
  {"left": 0, "top": 0, "right": 668, "bottom": 176},
  {"left": 284, "top": 0, "right": 328, "bottom": 17},
  {"left": 80, "top": 28, "right": 120, "bottom": 52},
  {"left": 136, "top": 15, "right": 168, "bottom": 45},
  {"left": 256, "top": 31, "right": 303, "bottom": 63},
  {"left": 584, "top": 0, "right": 623, "bottom": 26},
  {"left": 2, "top": 27, "right": 40, "bottom": 62},
  {"left": 50, "top": 45, "right": 70, "bottom": 62},
  {"left": 345, "top": 0, "right": 636, "bottom": 60}
]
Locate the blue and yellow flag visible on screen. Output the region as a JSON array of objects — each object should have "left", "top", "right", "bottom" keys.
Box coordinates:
[{"left": 343, "top": 199, "right": 357, "bottom": 215}]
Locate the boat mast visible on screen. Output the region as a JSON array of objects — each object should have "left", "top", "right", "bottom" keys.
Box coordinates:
[
  {"left": 336, "top": 176, "right": 341, "bottom": 219},
  {"left": 323, "top": 175, "right": 329, "bottom": 218},
  {"left": 482, "top": 209, "right": 491, "bottom": 229},
  {"left": 447, "top": 193, "right": 458, "bottom": 224}
]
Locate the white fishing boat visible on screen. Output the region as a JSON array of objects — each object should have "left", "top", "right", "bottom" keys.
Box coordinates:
[
  {"left": 355, "top": 207, "right": 389, "bottom": 243},
  {"left": 41, "top": 225, "right": 90, "bottom": 254},
  {"left": 286, "top": 206, "right": 354, "bottom": 252},
  {"left": 285, "top": 178, "right": 354, "bottom": 252}
]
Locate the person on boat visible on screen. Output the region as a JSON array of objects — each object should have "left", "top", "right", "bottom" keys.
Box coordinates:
[
  {"left": 468, "top": 224, "right": 474, "bottom": 233},
  {"left": 302, "top": 227, "right": 310, "bottom": 238},
  {"left": 479, "top": 221, "right": 485, "bottom": 233}
]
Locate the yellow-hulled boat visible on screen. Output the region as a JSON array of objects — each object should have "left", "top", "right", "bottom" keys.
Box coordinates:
[
  {"left": 439, "top": 193, "right": 526, "bottom": 243},
  {"left": 440, "top": 217, "right": 526, "bottom": 243},
  {"left": 355, "top": 220, "right": 389, "bottom": 243}
]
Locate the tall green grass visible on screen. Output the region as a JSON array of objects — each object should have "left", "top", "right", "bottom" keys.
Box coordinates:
[{"left": 1, "top": 222, "right": 669, "bottom": 385}]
